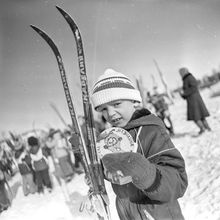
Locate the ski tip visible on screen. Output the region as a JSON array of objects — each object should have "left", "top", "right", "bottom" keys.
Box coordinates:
[
  {"left": 30, "top": 24, "right": 39, "bottom": 30},
  {"left": 55, "top": 5, "right": 78, "bottom": 30},
  {"left": 30, "top": 25, "right": 41, "bottom": 33},
  {"left": 55, "top": 5, "right": 65, "bottom": 14},
  {"left": 30, "top": 25, "right": 47, "bottom": 38},
  {"left": 55, "top": 5, "right": 74, "bottom": 22},
  {"left": 30, "top": 24, "right": 38, "bottom": 31}
]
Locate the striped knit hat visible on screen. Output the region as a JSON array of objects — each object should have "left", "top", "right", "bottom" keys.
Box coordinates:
[{"left": 91, "top": 69, "right": 142, "bottom": 109}]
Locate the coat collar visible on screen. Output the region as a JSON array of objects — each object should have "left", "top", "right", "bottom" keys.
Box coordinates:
[
  {"left": 130, "top": 108, "right": 151, "bottom": 121},
  {"left": 123, "top": 108, "right": 165, "bottom": 130}
]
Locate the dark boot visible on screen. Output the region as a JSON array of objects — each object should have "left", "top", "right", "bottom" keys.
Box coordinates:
[
  {"left": 202, "top": 118, "right": 211, "bottom": 131},
  {"left": 195, "top": 120, "right": 205, "bottom": 134}
]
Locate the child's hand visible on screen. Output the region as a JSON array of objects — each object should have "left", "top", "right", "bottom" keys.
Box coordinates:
[{"left": 101, "top": 152, "right": 157, "bottom": 190}]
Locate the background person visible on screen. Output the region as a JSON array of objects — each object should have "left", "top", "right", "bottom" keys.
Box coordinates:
[
  {"left": 28, "top": 136, "right": 52, "bottom": 194},
  {"left": 179, "top": 67, "right": 211, "bottom": 135},
  {"left": 147, "top": 86, "right": 174, "bottom": 136}
]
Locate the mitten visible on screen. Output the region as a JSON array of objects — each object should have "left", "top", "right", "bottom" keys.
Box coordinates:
[{"left": 102, "top": 152, "right": 156, "bottom": 190}]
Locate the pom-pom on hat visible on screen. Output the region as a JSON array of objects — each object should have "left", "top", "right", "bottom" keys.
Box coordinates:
[
  {"left": 27, "top": 136, "right": 39, "bottom": 146},
  {"left": 91, "top": 69, "right": 142, "bottom": 109}
]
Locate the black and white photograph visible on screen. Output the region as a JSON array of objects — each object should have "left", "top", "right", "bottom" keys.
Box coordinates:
[{"left": 1, "top": 0, "right": 220, "bottom": 219}]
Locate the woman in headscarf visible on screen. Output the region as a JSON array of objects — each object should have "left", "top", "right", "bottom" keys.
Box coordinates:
[{"left": 179, "top": 67, "right": 211, "bottom": 134}]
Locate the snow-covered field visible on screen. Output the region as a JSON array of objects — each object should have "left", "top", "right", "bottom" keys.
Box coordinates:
[
  {"left": 171, "top": 87, "right": 220, "bottom": 220},
  {"left": 1, "top": 86, "right": 220, "bottom": 220}
]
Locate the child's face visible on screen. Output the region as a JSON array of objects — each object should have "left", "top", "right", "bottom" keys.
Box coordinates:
[{"left": 96, "top": 100, "right": 136, "bottom": 127}]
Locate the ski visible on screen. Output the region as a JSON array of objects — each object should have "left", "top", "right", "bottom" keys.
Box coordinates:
[
  {"left": 55, "top": 6, "right": 111, "bottom": 220},
  {"left": 30, "top": 7, "right": 111, "bottom": 219},
  {"left": 30, "top": 24, "right": 92, "bottom": 202}
]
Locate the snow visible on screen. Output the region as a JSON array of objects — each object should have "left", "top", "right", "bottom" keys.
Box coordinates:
[
  {"left": 171, "top": 88, "right": 220, "bottom": 220},
  {"left": 1, "top": 167, "right": 119, "bottom": 220},
  {"left": 1, "top": 87, "right": 220, "bottom": 220}
]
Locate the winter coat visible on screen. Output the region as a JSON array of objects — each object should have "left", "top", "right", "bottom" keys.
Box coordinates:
[
  {"left": 182, "top": 73, "right": 209, "bottom": 121},
  {"left": 111, "top": 109, "right": 188, "bottom": 220},
  {"left": 53, "top": 139, "right": 69, "bottom": 159},
  {"left": 47, "top": 136, "right": 69, "bottom": 159},
  {"left": 29, "top": 145, "right": 48, "bottom": 171}
]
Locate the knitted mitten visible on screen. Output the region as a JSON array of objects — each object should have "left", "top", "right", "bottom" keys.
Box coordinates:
[{"left": 101, "top": 152, "right": 156, "bottom": 190}]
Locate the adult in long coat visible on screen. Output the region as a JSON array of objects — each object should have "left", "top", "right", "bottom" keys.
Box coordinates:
[{"left": 179, "top": 67, "right": 211, "bottom": 134}]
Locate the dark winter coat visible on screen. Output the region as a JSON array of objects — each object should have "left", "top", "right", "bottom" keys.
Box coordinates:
[
  {"left": 111, "top": 109, "right": 188, "bottom": 220},
  {"left": 182, "top": 73, "right": 209, "bottom": 121}
]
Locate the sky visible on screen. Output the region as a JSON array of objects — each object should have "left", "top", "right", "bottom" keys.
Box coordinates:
[{"left": 1, "top": 0, "right": 220, "bottom": 135}]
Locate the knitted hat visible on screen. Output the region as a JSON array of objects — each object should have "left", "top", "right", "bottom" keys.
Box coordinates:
[
  {"left": 27, "top": 136, "right": 39, "bottom": 146},
  {"left": 91, "top": 69, "right": 142, "bottom": 109}
]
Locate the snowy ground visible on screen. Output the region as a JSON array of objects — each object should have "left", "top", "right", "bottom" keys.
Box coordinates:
[
  {"left": 171, "top": 87, "right": 220, "bottom": 220},
  {"left": 1, "top": 171, "right": 119, "bottom": 220},
  {"left": 1, "top": 85, "right": 220, "bottom": 220}
]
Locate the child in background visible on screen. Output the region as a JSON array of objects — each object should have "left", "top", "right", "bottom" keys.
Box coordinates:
[
  {"left": 14, "top": 143, "right": 36, "bottom": 196},
  {"left": 46, "top": 130, "right": 74, "bottom": 182},
  {"left": 28, "top": 136, "right": 52, "bottom": 194},
  {"left": 90, "top": 69, "right": 188, "bottom": 220},
  {"left": 147, "top": 86, "right": 174, "bottom": 136}
]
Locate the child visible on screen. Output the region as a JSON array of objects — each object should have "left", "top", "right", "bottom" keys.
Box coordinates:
[
  {"left": 91, "top": 69, "right": 188, "bottom": 220},
  {"left": 46, "top": 130, "right": 74, "bottom": 182},
  {"left": 148, "top": 86, "right": 174, "bottom": 136},
  {"left": 28, "top": 136, "right": 52, "bottom": 194},
  {"left": 14, "top": 143, "right": 36, "bottom": 196}
]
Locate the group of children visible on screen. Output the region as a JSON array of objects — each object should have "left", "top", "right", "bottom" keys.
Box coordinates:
[{"left": 0, "top": 128, "right": 81, "bottom": 203}]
